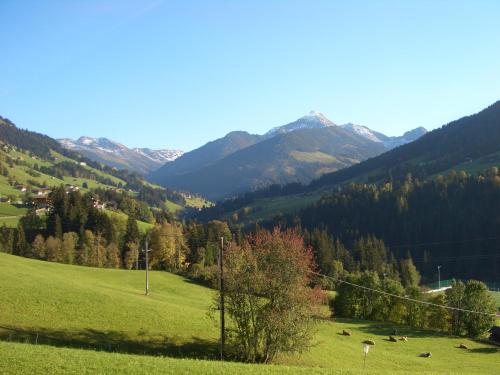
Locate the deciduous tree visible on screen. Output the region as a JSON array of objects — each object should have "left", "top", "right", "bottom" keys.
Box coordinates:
[{"left": 221, "top": 227, "right": 319, "bottom": 363}]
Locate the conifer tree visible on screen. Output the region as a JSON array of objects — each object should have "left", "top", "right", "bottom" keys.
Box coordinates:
[
  {"left": 399, "top": 257, "right": 421, "bottom": 288},
  {"left": 15, "top": 222, "right": 28, "bottom": 256}
]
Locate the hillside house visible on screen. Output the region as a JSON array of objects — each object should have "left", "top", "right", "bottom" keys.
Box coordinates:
[
  {"left": 36, "top": 189, "right": 50, "bottom": 196},
  {"left": 32, "top": 195, "right": 51, "bottom": 209},
  {"left": 92, "top": 199, "right": 106, "bottom": 210},
  {"left": 65, "top": 184, "right": 80, "bottom": 193}
]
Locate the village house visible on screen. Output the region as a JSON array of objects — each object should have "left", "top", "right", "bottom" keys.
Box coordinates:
[
  {"left": 32, "top": 194, "right": 51, "bottom": 209},
  {"left": 15, "top": 184, "right": 27, "bottom": 192},
  {"left": 65, "top": 184, "right": 80, "bottom": 193},
  {"left": 92, "top": 198, "right": 106, "bottom": 210}
]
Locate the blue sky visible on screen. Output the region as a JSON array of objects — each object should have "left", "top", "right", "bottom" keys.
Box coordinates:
[{"left": 1, "top": 1, "right": 500, "bottom": 151}]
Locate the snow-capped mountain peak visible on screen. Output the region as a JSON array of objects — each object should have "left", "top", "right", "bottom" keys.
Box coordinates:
[
  {"left": 340, "top": 123, "right": 386, "bottom": 143},
  {"left": 133, "top": 148, "right": 184, "bottom": 163},
  {"left": 57, "top": 136, "right": 184, "bottom": 174},
  {"left": 266, "top": 111, "right": 336, "bottom": 136},
  {"left": 301, "top": 111, "right": 336, "bottom": 126},
  {"left": 340, "top": 123, "right": 427, "bottom": 149}
]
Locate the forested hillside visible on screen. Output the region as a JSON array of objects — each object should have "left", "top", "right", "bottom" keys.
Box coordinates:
[
  {"left": 58, "top": 136, "right": 183, "bottom": 175},
  {"left": 152, "top": 126, "right": 385, "bottom": 200},
  {"left": 197, "top": 101, "right": 500, "bottom": 223},
  {"left": 270, "top": 170, "right": 500, "bottom": 282},
  {"left": 0, "top": 116, "right": 213, "bottom": 270},
  {"left": 310, "top": 100, "right": 500, "bottom": 189},
  {"left": 0, "top": 116, "right": 189, "bottom": 213}
]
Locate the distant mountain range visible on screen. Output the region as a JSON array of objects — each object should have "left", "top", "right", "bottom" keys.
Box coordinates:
[
  {"left": 310, "top": 100, "right": 500, "bottom": 190},
  {"left": 340, "top": 123, "right": 427, "bottom": 149},
  {"left": 193, "top": 100, "right": 500, "bottom": 227},
  {"left": 148, "top": 112, "right": 426, "bottom": 200},
  {"left": 58, "top": 137, "right": 183, "bottom": 174}
]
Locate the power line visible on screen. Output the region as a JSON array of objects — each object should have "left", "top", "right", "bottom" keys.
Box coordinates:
[
  {"left": 412, "top": 253, "right": 500, "bottom": 264},
  {"left": 308, "top": 270, "right": 497, "bottom": 317},
  {"left": 385, "top": 235, "right": 500, "bottom": 250}
]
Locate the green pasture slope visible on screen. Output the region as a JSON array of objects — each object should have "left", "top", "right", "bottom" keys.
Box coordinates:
[
  {"left": 0, "top": 253, "right": 498, "bottom": 374},
  {"left": 0, "top": 203, "right": 28, "bottom": 227}
]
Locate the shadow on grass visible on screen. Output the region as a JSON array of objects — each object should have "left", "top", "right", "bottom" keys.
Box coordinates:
[
  {"left": 0, "top": 325, "right": 218, "bottom": 360},
  {"left": 335, "top": 318, "right": 446, "bottom": 339},
  {"left": 468, "top": 347, "right": 499, "bottom": 354},
  {"left": 181, "top": 276, "right": 215, "bottom": 289}
]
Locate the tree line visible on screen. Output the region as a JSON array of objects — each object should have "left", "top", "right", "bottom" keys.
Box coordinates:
[
  {"left": 0, "top": 186, "right": 232, "bottom": 282},
  {"left": 264, "top": 168, "right": 500, "bottom": 282},
  {"left": 332, "top": 272, "right": 495, "bottom": 338}
]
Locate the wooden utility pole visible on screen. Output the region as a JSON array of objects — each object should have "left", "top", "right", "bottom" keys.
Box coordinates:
[
  {"left": 145, "top": 238, "right": 150, "bottom": 296},
  {"left": 219, "top": 236, "right": 225, "bottom": 360},
  {"left": 437, "top": 265, "right": 442, "bottom": 289}
]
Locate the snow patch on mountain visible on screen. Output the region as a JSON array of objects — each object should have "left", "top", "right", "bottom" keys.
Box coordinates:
[
  {"left": 340, "top": 123, "right": 386, "bottom": 143},
  {"left": 133, "top": 148, "right": 184, "bottom": 163},
  {"left": 382, "top": 127, "right": 427, "bottom": 149},
  {"left": 266, "top": 111, "right": 336, "bottom": 136},
  {"left": 340, "top": 123, "right": 427, "bottom": 149},
  {"left": 58, "top": 137, "right": 184, "bottom": 164}
]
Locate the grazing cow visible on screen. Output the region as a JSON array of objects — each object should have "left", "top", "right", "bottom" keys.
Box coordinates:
[
  {"left": 420, "top": 352, "right": 432, "bottom": 358},
  {"left": 458, "top": 344, "right": 469, "bottom": 350},
  {"left": 342, "top": 330, "right": 351, "bottom": 336},
  {"left": 363, "top": 340, "right": 375, "bottom": 346},
  {"left": 400, "top": 336, "right": 408, "bottom": 342},
  {"left": 389, "top": 336, "right": 397, "bottom": 342}
]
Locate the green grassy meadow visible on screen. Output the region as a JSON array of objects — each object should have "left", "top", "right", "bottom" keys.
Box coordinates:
[
  {"left": 229, "top": 191, "right": 323, "bottom": 223},
  {"left": 491, "top": 291, "right": 500, "bottom": 307},
  {"left": 0, "top": 341, "right": 345, "bottom": 375},
  {"left": 0, "top": 203, "right": 28, "bottom": 227},
  {"left": 185, "top": 196, "right": 213, "bottom": 209},
  {"left": 1, "top": 252, "right": 498, "bottom": 374},
  {"left": 164, "top": 199, "right": 184, "bottom": 213},
  {"left": 103, "top": 209, "right": 154, "bottom": 232}
]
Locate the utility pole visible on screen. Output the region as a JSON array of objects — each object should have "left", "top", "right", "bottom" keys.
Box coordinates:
[
  {"left": 144, "top": 238, "right": 150, "bottom": 296},
  {"left": 219, "top": 236, "right": 225, "bottom": 361},
  {"left": 177, "top": 243, "right": 181, "bottom": 270},
  {"left": 437, "top": 265, "right": 442, "bottom": 289}
]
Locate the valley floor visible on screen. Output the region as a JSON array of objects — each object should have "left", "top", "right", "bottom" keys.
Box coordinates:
[{"left": 0, "top": 253, "right": 498, "bottom": 374}]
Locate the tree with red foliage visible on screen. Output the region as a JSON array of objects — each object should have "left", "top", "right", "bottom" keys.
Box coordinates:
[{"left": 221, "top": 227, "right": 320, "bottom": 363}]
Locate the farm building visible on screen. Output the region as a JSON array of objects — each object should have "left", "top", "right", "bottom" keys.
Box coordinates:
[{"left": 32, "top": 195, "right": 51, "bottom": 209}]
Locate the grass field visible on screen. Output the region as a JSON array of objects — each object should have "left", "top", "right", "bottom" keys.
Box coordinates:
[
  {"left": 0, "top": 147, "right": 122, "bottom": 201},
  {"left": 290, "top": 151, "right": 337, "bottom": 164},
  {"left": 164, "top": 199, "right": 184, "bottom": 213},
  {"left": 0, "top": 342, "right": 346, "bottom": 375},
  {"left": 0, "top": 253, "right": 498, "bottom": 374},
  {"left": 185, "top": 196, "right": 213, "bottom": 209},
  {"left": 103, "top": 209, "right": 154, "bottom": 232},
  {"left": 491, "top": 291, "right": 500, "bottom": 307},
  {"left": 229, "top": 191, "right": 324, "bottom": 223},
  {"left": 0, "top": 203, "right": 28, "bottom": 227}
]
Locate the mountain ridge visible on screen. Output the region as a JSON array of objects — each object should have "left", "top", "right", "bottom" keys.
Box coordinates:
[
  {"left": 149, "top": 111, "right": 426, "bottom": 199},
  {"left": 58, "top": 136, "right": 183, "bottom": 175}
]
